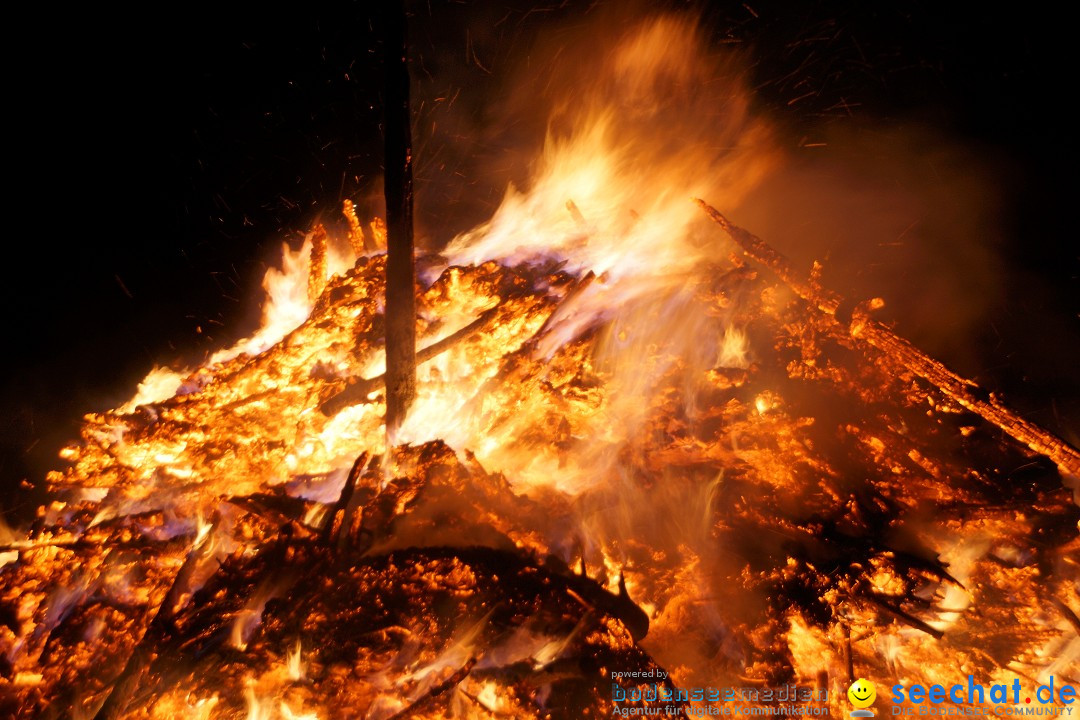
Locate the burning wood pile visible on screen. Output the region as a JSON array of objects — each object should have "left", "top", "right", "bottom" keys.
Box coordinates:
[{"left": 2, "top": 13, "right": 1078, "bottom": 720}]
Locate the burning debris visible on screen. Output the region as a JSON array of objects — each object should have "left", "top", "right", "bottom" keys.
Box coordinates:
[{"left": 2, "top": 11, "right": 1079, "bottom": 720}]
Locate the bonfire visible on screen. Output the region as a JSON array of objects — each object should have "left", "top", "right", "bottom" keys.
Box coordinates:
[{"left": 1, "top": 11, "right": 1077, "bottom": 720}]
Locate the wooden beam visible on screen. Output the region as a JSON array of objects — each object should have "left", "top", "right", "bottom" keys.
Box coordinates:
[
  {"left": 694, "top": 198, "right": 1080, "bottom": 479},
  {"left": 382, "top": 0, "right": 417, "bottom": 434}
]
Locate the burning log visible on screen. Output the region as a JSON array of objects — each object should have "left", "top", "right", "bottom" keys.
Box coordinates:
[
  {"left": 0, "top": 535, "right": 185, "bottom": 554},
  {"left": 694, "top": 198, "right": 1080, "bottom": 480},
  {"left": 343, "top": 199, "right": 369, "bottom": 255},
  {"left": 383, "top": 657, "right": 477, "bottom": 720},
  {"left": 370, "top": 216, "right": 388, "bottom": 250},
  {"left": 307, "top": 223, "right": 328, "bottom": 303},
  {"left": 320, "top": 452, "right": 370, "bottom": 548},
  {"left": 319, "top": 307, "right": 501, "bottom": 416},
  {"left": 93, "top": 531, "right": 216, "bottom": 720},
  {"left": 382, "top": 0, "right": 418, "bottom": 433}
]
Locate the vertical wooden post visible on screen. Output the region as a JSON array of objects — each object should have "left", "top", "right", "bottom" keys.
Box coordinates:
[{"left": 382, "top": 0, "right": 416, "bottom": 434}]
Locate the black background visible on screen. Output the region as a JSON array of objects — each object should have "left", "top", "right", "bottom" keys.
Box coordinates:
[{"left": 3, "top": 1, "right": 1077, "bottom": 521}]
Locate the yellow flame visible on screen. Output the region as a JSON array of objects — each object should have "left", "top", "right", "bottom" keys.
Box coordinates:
[
  {"left": 717, "top": 326, "right": 750, "bottom": 369},
  {"left": 286, "top": 640, "right": 304, "bottom": 681},
  {"left": 279, "top": 702, "right": 319, "bottom": 720}
]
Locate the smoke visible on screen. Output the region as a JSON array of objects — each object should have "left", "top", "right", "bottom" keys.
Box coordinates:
[
  {"left": 732, "top": 126, "right": 1007, "bottom": 374},
  {"left": 412, "top": 2, "right": 1018, "bottom": 378}
]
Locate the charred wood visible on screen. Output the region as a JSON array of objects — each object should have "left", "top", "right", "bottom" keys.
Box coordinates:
[{"left": 381, "top": 0, "right": 417, "bottom": 433}]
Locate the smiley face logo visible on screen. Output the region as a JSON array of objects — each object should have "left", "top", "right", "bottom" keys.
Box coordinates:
[{"left": 848, "top": 679, "right": 877, "bottom": 716}]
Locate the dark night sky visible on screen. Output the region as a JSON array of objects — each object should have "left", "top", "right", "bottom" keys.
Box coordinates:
[{"left": 3, "top": 1, "right": 1077, "bottom": 521}]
